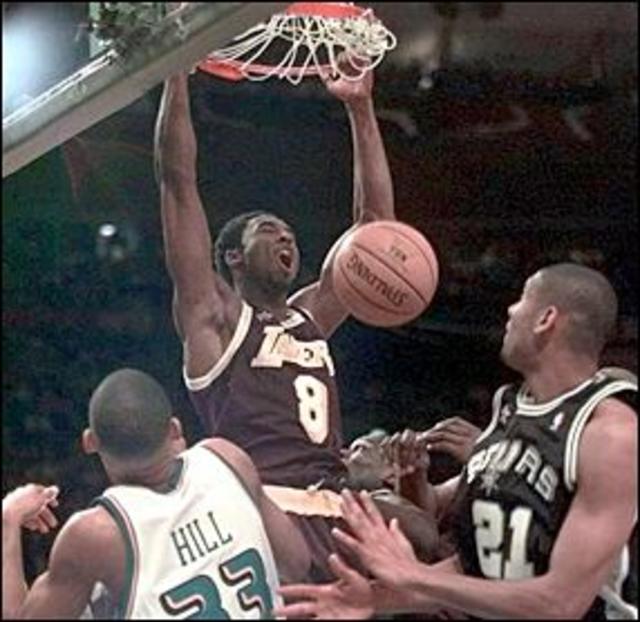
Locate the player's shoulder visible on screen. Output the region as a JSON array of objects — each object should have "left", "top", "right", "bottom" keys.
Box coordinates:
[
  {"left": 580, "top": 397, "right": 637, "bottom": 468},
  {"left": 49, "top": 506, "right": 121, "bottom": 583},
  {"left": 59, "top": 505, "right": 118, "bottom": 543},
  {"left": 589, "top": 396, "right": 637, "bottom": 437},
  {"left": 195, "top": 438, "right": 260, "bottom": 496}
]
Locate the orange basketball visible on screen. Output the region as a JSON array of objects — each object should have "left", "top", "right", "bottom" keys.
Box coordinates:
[{"left": 332, "top": 221, "right": 439, "bottom": 327}]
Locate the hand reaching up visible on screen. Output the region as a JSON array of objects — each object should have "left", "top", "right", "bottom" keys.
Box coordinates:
[{"left": 2, "top": 483, "right": 60, "bottom": 534}]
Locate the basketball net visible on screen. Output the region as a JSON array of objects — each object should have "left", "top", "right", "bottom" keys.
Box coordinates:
[{"left": 198, "top": 2, "right": 397, "bottom": 85}]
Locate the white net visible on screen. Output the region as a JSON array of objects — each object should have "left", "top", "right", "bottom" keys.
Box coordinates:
[{"left": 201, "top": 4, "right": 397, "bottom": 85}]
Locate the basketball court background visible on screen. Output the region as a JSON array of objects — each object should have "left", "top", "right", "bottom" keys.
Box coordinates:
[{"left": 3, "top": 2, "right": 637, "bottom": 582}]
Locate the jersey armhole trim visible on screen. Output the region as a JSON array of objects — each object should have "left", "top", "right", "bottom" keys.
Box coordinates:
[
  {"left": 564, "top": 380, "right": 637, "bottom": 490},
  {"left": 287, "top": 299, "right": 317, "bottom": 325},
  {"left": 474, "top": 384, "right": 510, "bottom": 445},
  {"left": 93, "top": 495, "right": 138, "bottom": 619},
  {"left": 184, "top": 301, "right": 253, "bottom": 392}
]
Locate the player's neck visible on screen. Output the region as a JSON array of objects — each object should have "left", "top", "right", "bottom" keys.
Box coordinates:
[
  {"left": 111, "top": 452, "right": 182, "bottom": 492},
  {"left": 523, "top": 355, "right": 598, "bottom": 404},
  {"left": 238, "top": 282, "right": 289, "bottom": 317}
]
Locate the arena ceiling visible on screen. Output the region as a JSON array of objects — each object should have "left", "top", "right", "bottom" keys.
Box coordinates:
[
  {"left": 373, "top": 2, "right": 637, "bottom": 81},
  {"left": 3, "top": 3, "right": 638, "bottom": 241},
  {"left": 3, "top": 3, "right": 637, "bottom": 337}
]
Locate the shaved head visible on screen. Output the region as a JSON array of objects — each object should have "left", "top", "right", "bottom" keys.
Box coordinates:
[
  {"left": 88, "top": 368, "right": 173, "bottom": 460},
  {"left": 531, "top": 263, "right": 618, "bottom": 358}
]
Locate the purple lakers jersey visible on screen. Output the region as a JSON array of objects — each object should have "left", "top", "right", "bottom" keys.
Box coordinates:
[{"left": 185, "top": 301, "right": 347, "bottom": 489}]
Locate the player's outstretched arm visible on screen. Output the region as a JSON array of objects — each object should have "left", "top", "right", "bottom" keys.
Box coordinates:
[
  {"left": 155, "top": 74, "right": 241, "bottom": 378},
  {"left": 335, "top": 398, "right": 638, "bottom": 619},
  {"left": 3, "top": 493, "right": 114, "bottom": 620},
  {"left": 288, "top": 66, "right": 395, "bottom": 337},
  {"left": 3, "top": 484, "right": 60, "bottom": 618}
]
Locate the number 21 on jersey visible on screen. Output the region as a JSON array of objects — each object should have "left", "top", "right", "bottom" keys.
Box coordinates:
[{"left": 472, "top": 499, "right": 535, "bottom": 579}]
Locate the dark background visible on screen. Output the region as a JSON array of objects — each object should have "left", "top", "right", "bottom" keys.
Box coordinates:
[{"left": 2, "top": 2, "right": 637, "bottom": 581}]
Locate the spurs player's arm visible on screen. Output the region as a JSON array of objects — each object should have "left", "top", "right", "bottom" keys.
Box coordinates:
[
  {"left": 155, "top": 73, "right": 241, "bottom": 378},
  {"left": 288, "top": 69, "right": 396, "bottom": 337},
  {"left": 346, "top": 398, "right": 638, "bottom": 619},
  {"left": 200, "top": 438, "right": 311, "bottom": 583},
  {"left": 3, "top": 502, "right": 123, "bottom": 619}
]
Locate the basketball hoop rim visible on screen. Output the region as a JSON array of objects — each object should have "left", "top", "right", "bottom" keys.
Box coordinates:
[
  {"left": 283, "top": 2, "right": 366, "bottom": 18},
  {"left": 198, "top": 57, "right": 332, "bottom": 81},
  {"left": 197, "top": 2, "right": 391, "bottom": 83}
]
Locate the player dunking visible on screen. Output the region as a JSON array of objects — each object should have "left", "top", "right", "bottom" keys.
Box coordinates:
[
  {"left": 2, "top": 369, "right": 309, "bottom": 619},
  {"left": 153, "top": 66, "right": 423, "bottom": 583},
  {"left": 277, "top": 263, "right": 638, "bottom": 619}
]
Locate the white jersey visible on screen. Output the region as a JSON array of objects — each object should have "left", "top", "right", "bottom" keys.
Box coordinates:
[{"left": 94, "top": 445, "right": 281, "bottom": 619}]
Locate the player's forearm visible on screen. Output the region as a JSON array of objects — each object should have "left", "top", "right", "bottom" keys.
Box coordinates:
[
  {"left": 155, "top": 76, "right": 214, "bottom": 291},
  {"left": 372, "top": 555, "right": 460, "bottom": 614},
  {"left": 402, "top": 565, "right": 569, "bottom": 619},
  {"left": 346, "top": 100, "right": 395, "bottom": 222},
  {"left": 433, "top": 475, "right": 461, "bottom": 522},
  {"left": 2, "top": 510, "right": 28, "bottom": 619},
  {"left": 154, "top": 74, "right": 198, "bottom": 184},
  {"left": 399, "top": 468, "right": 436, "bottom": 514},
  {"left": 160, "top": 190, "right": 213, "bottom": 287}
]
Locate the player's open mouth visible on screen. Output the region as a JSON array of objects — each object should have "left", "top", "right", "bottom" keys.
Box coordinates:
[{"left": 277, "top": 249, "right": 293, "bottom": 270}]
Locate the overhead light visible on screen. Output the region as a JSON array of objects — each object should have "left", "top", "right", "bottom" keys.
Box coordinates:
[
  {"left": 98, "top": 223, "right": 117, "bottom": 238},
  {"left": 2, "top": 14, "right": 44, "bottom": 113}
]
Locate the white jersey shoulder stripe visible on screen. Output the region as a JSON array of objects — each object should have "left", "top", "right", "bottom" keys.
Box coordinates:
[
  {"left": 564, "top": 380, "right": 637, "bottom": 490},
  {"left": 474, "top": 384, "right": 511, "bottom": 445},
  {"left": 184, "top": 302, "right": 253, "bottom": 392}
]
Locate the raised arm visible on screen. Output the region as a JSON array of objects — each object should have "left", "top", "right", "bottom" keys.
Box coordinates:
[
  {"left": 289, "top": 68, "right": 396, "bottom": 336},
  {"left": 155, "top": 74, "right": 241, "bottom": 378},
  {"left": 3, "top": 488, "right": 116, "bottom": 620}
]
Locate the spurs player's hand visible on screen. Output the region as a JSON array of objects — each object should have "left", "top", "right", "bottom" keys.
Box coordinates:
[
  {"left": 275, "top": 554, "right": 374, "bottom": 619},
  {"left": 382, "top": 428, "right": 429, "bottom": 478},
  {"left": 417, "top": 417, "right": 481, "bottom": 464},
  {"left": 321, "top": 53, "right": 374, "bottom": 104},
  {"left": 332, "top": 490, "right": 419, "bottom": 590},
  {"left": 2, "top": 483, "right": 60, "bottom": 534}
]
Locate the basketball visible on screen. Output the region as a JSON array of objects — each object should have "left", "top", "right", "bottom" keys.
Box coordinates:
[{"left": 332, "top": 221, "right": 439, "bottom": 327}]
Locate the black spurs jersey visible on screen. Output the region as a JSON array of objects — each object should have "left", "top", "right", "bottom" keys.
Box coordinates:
[{"left": 454, "top": 369, "right": 637, "bottom": 620}]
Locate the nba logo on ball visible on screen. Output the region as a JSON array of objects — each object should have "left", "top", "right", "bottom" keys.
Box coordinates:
[{"left": 333, "top": 221, "right": 439, "bottom": 327}]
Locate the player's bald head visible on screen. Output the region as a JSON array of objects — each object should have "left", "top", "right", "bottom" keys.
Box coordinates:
[
  {"left": 88, "top": 368, "right": 173, "bottom": 460},
  {"left": 530, "top": 263, "right": 618, "bottom": 358}
]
